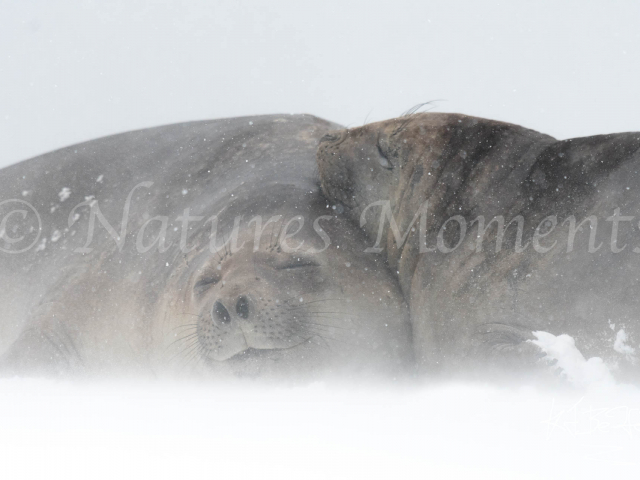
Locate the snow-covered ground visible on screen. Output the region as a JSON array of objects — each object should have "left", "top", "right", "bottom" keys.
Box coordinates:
[
  {"left": 0, "top": 332, "right": 639, "bottom": 479},
  {"left": 1, "top": 377, "right": 639, "bottom": 479},
  {"left": 2, "top": 331, "right": 639, "bottom": 479}
]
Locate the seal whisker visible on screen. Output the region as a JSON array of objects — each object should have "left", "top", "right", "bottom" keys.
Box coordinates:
[
  {"left": 172, "top": 337, "right": 200, "bottom": 359},
  {"left": 298, "top": 330, "right": 336, "bottom": 345},
  {"left": 168, "top": 329, "right": 199, "bottom": 342},
  {"left": 168, "top": 337, "right": 201, "bottom": 364},
  {"left": 400, "top": 101, "right": 437, "bottom": 117},
  {"left": 169, "top": 321, "right": 200, "bottom": 331},
  {"left": 297, "top": 326, "right": 357, "bottom": 343},
  {"left": 396, "top": 101, "right": 440, "bottom": 133},
  {"left": 296, "top": 320, "right": 337, "bottom": 332},
  {"left": 166, "top": 332, "right": 199, "bottom": 349},
  {"left": 285, "top": 298, "right": 344, "bottom": 309},
  {"left": 296, "top": 312, "right": 360, "bottom": 322},
  {"left": 297, "top": 324, "right": 360, "bottom": 343},
  {"left": 363, "top": 109, "right": 373, "bottom": 126},
  {"left": 295, "top": 315, "right": 358, "bottom": 323},
  {"left": 165, "top": 326, "right": 198, "bottom": 339},
  {"left": 176, "top": 342, "right": 205, "bottom": 372},
  {"left": 294, "top": 333, "right": 332, "bottom": 351},
  {"left": 176, "top": 345, "right": 202, "bottom": 373},
  {"left": 304, "top": 332, "right": 360, "bottom": 349},
  {"left": 181, "top": 343, "right": 205, "bottom": 371},
  {"left": 298, "top": 319, "right": 352, "bottom": 330},
  {"left": 294, "top": 311, "right": 356, "bottom": 316},
  {"left": 300, "top": 318, "right": 354, "bottom": 331},
  {"left": 296, "top": 315, "right": 353, "bottom": 323},
  {"left": 318, "top": 335, "right": 373, "bottom": 350},
  {"left": 276, "top": 290, "right": 326, "bottom": 303}
]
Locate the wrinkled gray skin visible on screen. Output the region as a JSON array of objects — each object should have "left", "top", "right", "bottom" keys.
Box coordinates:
[
  {"left": 0, "top": 114, "right": 412, "bottom": 380},
  {"left": 318, "top": 112, "right": 640, "bottom": 382}
]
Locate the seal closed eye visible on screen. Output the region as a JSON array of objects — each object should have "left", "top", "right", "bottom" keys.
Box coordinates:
[
  {"left": 194, "top": 275, "right": 221, "bottom": 295},
  {"left": 376, "top": 143, "right": 393, "bottom": 170}
]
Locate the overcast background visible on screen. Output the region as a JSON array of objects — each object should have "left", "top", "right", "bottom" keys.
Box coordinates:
[{"left": 1, "top": 0, "right": 639, "bottom": 168}]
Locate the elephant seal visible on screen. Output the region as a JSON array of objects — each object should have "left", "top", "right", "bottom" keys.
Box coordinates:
[
  {"left": 317, "top": 112, "right": 640, "bottom": 382},
  {"left": 0, "top": 114, "right": 412, "bottom": 380}
]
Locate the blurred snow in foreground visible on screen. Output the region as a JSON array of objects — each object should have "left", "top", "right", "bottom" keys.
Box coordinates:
[
  {"left": 0, "top": 373, "right": 638, "bottom": 479},
  {"left": 0, "top": 332, "right": 638, "bottom": 479}
]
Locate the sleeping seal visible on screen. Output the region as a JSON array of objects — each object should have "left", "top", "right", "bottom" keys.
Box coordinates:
[
  {"left": 317, "top": 112, "right": 640, "bottom": 382},
  {"left": 0, "top": 114, "right": 412, "bottom": 380}
]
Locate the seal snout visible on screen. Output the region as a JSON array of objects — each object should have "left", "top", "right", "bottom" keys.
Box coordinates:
[
  {"left": 197, "top": 286, "right": 317, "bottom": 362},
  {"left": 211, "top": 295, "right": 251, "bottom": 326}
]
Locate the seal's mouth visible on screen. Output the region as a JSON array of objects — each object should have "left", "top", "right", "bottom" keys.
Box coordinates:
[
  {"left": 226, "top": 348, "right": 270, "bottom": 362},
  {"left": 223, "top": 338, "right": 316, "bottom": 363}
]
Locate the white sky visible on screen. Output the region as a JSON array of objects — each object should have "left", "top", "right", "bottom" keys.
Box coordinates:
[{"left": 1, "top": 0, "right": 640, "bottom": 167}]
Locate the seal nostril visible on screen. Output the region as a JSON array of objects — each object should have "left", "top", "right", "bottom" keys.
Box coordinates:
[
  {"left": 212, "top": 301, "right": 231, "bottom": 325},
  {"left": 236, "top": 296, "right": 250, "bottom": 319}
]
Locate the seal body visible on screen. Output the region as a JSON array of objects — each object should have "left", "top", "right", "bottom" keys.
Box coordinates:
[
  {"left": 317, "top": 112, "right": 640, "bottom": 382},
  {"left": 0, "top": 114, "right": 412, "bottom": 380}
]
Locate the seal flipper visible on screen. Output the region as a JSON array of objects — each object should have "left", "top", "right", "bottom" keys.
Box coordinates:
[
  {"left": 469, "top": 323, "right": 558, "bottom": 381},
  {"left": 0, "top": 303, "right": 84, "bottom": 377}
]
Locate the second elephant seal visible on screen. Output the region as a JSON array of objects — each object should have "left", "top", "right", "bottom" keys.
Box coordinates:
[{"left": 318, "top": 112, "right": 640, "bottom": 383}]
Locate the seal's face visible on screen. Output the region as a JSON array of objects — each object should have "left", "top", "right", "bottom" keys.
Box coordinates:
[
  {"left": 317, "top": 120, "right": 403, "bottom": 214},
  {"left": 317, "top": 113, "right": 457, "bottom": 227},
  {"left": 164, "top": 213, "right": 412, "bottom": 380},
  {"left": 193, "top": 246, "right": 327, "bottom": 362}
]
